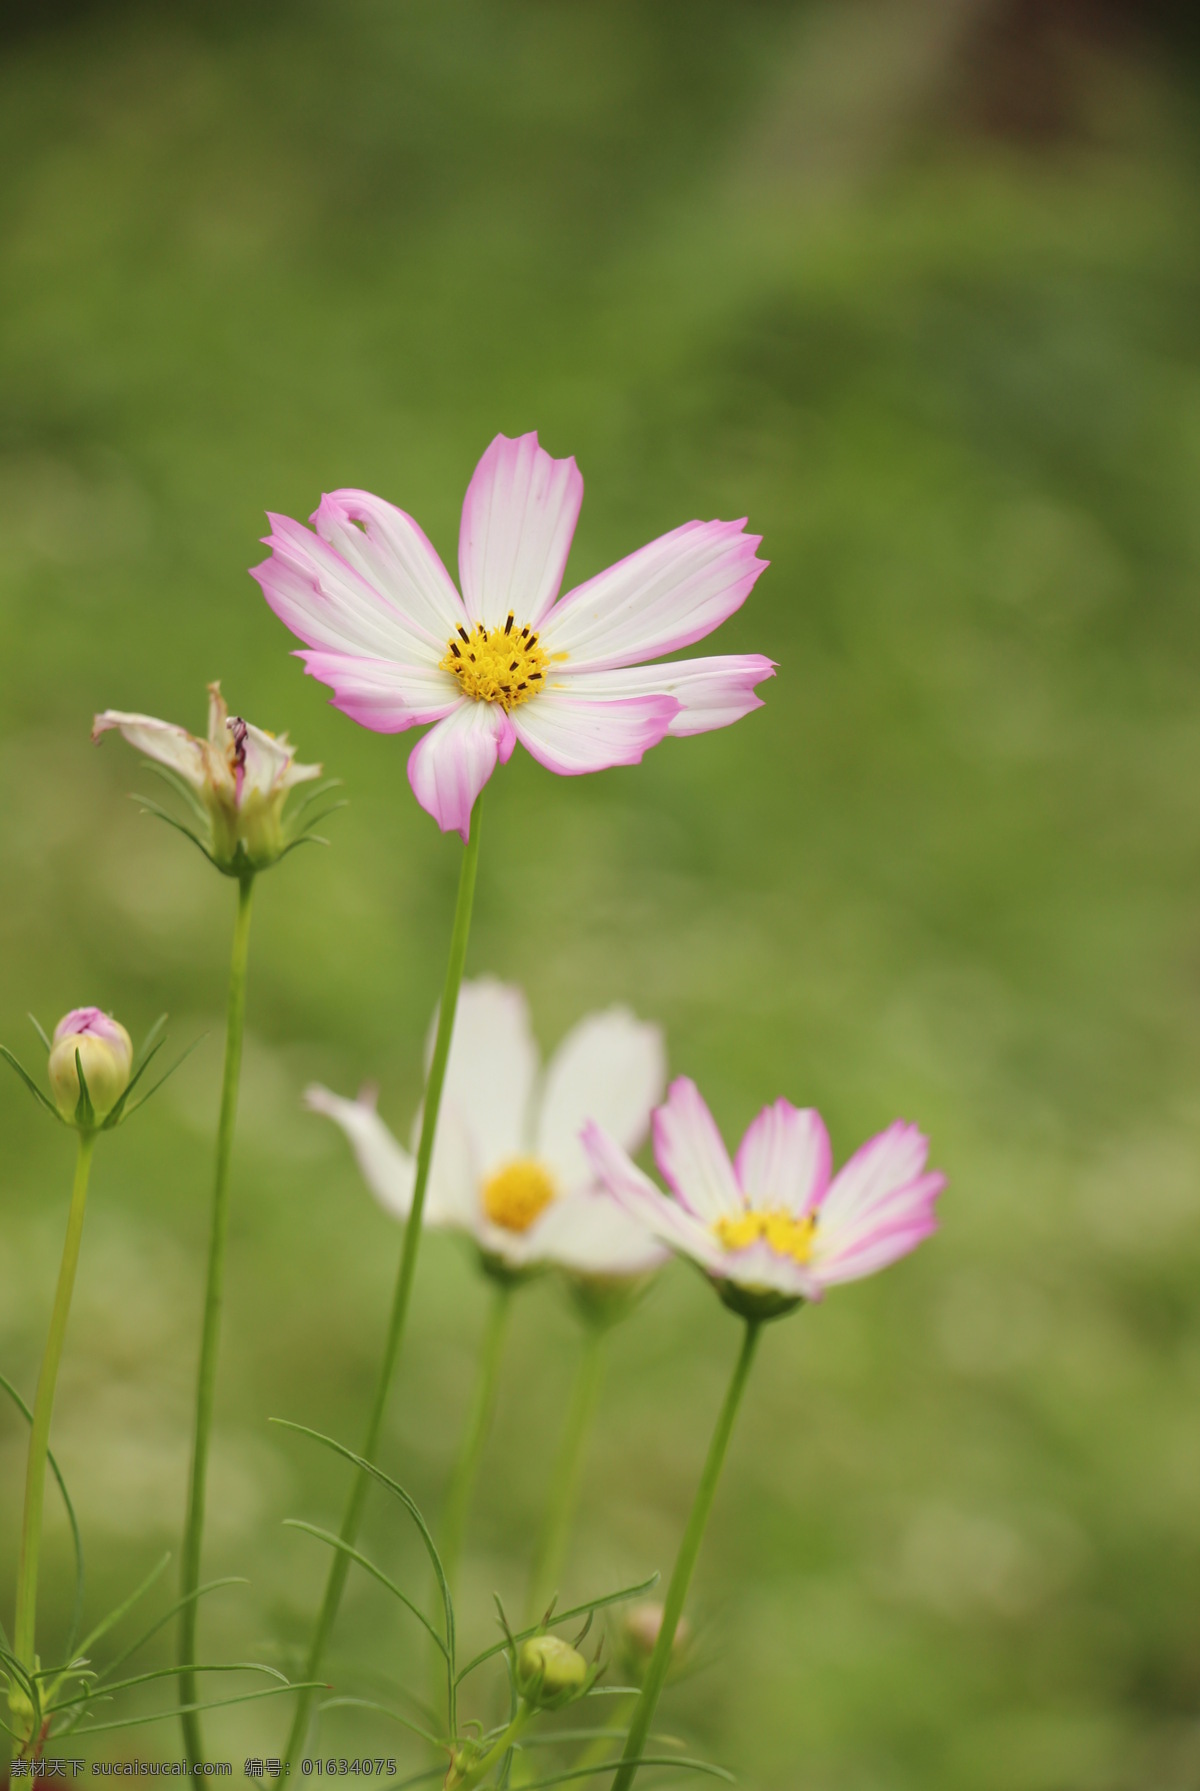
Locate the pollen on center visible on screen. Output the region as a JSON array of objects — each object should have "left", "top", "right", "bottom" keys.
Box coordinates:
[
  {"left": 715, "top": 1207, "right": 817, "bottom": 1266},
  {"left": 441, "top": 614, "right": 551, "bottom": 709},
  {"left": 482, "top": 1157, "right": 557, "bottom": 1233}
]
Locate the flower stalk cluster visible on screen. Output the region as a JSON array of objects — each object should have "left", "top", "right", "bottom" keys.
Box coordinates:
[{"left": 3, "top": 428, "right": 947, "bottom": 1790}]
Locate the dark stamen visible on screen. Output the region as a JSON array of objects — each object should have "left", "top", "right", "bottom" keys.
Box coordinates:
[
  {"left": 504, "top": 614, "right": 513, "bottom": 634},
  {"left": 529, "top": 671, "right": 542, "bottom": 680},
  {"left": 457, "top": 625, "right": 470, "bottom": 643},
  {"left": 450, "top": 642, "right": 461, "bottom": 658},
  {"left": 517, "top": 681, "right": 527, "bottom": 690},
  {"left": 509, "top": 660, "right": 519, "bottom": 671}
]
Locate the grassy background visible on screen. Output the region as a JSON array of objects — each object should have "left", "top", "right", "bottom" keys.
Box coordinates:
[{"left": 3, "top": 2, "right": 1200, "bottom": 1785}]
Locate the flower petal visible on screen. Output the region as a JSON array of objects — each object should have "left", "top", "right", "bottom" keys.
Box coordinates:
[
  {"left": 811, "top": 1182, "right": 943, "bottom": 1287},
  {"left": 555, "top": 655, "right": 775, "bottom": 737},
  {"left": 304, "top": 1084, "right": 416, "bottom": 1223},
  {"left": 582, "top": 1121, "right": 721, "bottom": 1269},
  {"left": 652, "top": 1077, "right": 742, "bottom": 1221},
  {"left": 535, "top": 1008, "right": 666, "bottom": 1192},
  {"left": 406, "top": 699, "right": 514, "bottom": 838},
  {"left": 252, "top": 510, "right": 452, "bottom": 667},
  {"left": 428, "top": 978, "right": 540, "bottom": 1183},
  {"left": 92, "top": 711, "right": 209, "bottom": 791},
  {"left": 524, "top": 1185, "right": 670, "bottom": 1277},
  {"left": 539, "top": 519, "right": 767, "bottom": 673},
  {"left": 235, "top": 720, "right": 323, "bottom": 799},
  {"left": 313, "top": 489, "right": 468, "bottom": 645},
  {"left": 734, "top": 1100, "right": 831, "bottom": 1218},
  {"left": 458, "top": 432, "right": 583, "bottom": 630},
  {"left": 811, "top": 1122, "right": 944, "bottom": 1283},
  {"left": 299, "top": 651, "right": 460, "bottom": 734},
  {"left": 512, "top": 689, "right": 678, "bottom": 776}
]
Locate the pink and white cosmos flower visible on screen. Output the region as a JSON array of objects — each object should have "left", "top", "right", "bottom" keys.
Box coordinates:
[
  {"left": 250, "top": 432, "right": 772, "bottom": 839},
  {"left": 584, "top": 1077, "right": 944, "bottom": 1310}
]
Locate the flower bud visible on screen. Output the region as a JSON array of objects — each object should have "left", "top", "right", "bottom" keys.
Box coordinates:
[
  {"left": 516, "top": 1633, "right": 590, "bottom": 1710},
  {"left": 48, "top": 1008, "right": 133, "bottom": 1125},
  {"left": 618, "top": 1602, "right": 690, "bottom": 1685}
]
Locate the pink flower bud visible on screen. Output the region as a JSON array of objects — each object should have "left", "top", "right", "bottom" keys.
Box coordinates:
[{"left": 48, "top": 1008, "right": 133, "bottom": 1124}]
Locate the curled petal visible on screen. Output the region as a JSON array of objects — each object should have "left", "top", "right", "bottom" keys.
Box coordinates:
[
  {"left": 734, "top": 1100, "right": 831, "bottom": 1218},
  {"left": 652, "top": 1077, "right": 742, "bottom": 1221},
  {"left": 512, "top": 689, "right": 678, "bottom": 776},
  {"left": 406, "top": 699, "right": 515, "bottom": 839},
  {"left": 92, "top": 710, "right": 210, "bottom": 791},
  {"left": 459, "top": 432, "right": 583, "bottom": 630},
  {"left": 236, "top": 721, "right": 322, "bottom": 799},
  {"left": 557, "top": 655, "right": 775, "bottom": 737},
  {"left": 540, "top": 519, "right": 767, "bottom": 672}
]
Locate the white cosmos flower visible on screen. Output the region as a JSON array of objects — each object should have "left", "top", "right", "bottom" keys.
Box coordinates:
[{"left": 306, "top": 978, "right": 669, "bottom": 1279}]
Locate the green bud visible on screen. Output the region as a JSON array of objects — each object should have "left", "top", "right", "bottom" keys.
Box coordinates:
[
  {"left": 48, "top": 1008, "right": 133, "bottom": 1125},
  {"left": 516, "top": 1633, "right": 590, "bottom": 1710}
]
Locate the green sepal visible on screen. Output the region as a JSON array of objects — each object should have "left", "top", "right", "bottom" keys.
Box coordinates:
[
  {"left": 130, "top": 793, "right": 222, "bottom": 871},
  {"left": 0, "top": 1045, "right": 61, "bottom": 1119},
  {"left": 455, "top": 1573, "right": 659, "bottom": 1686},
  {"left": 72, "top": 1048, "right": 95, "bottom": 1131},
  {"left": 113, "top": 1030, "right": 206, "bottom": 1123},
  {"left": 714, "top": 1278, "right": 802, "bottom": 1323},
  {"left": 134, "top": 1013, "right": 169, "bottom": 1070},
  {"left": 28, "top": 1014, "right": 52, "bottom": 1054}
]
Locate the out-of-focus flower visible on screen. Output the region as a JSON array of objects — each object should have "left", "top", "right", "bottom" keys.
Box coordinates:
[
  {"left": 251, "top": 431, "right": 773, "bottom": 839},
  {"left": 94, "top": 682, "right": 329, "bottom": 875},
  {"left": 618, "top": 1602, "right": 691, "bottom": 1685},
  {"left": 306, "top": 978, "right": 669, "bottom": 1280},
  {"left": 516, "top": 1633, "right": 592, "bottom": 1710},
  {"left": 47, "top": 1008, "right": 133, "bottom": 1123},
  {"left": 585, "top": 1077, "right": 944, "bottom": 1319}
]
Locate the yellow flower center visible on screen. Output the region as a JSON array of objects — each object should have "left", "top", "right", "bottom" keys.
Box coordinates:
[
  {"left": 714, "top": 1207, "right": 817, "bottom": 1265},
  {"left": 441, "top": 615, "right": 551, "bottom": 709},
  {"left": 482, "top": 1157, "right": 557, "bottom": 1233}
]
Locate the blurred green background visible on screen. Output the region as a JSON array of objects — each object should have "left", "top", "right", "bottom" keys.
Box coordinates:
[{"left": 4, "top": 1, "right": 1200, "bottom": 1785}]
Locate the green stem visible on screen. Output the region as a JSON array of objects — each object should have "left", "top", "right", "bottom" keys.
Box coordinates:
[
  {"left": 609, "top": 1319, "right": 762, "bottom": 1791},
  {"left": 524, "top": 1322, "right": 606, "bottom": 1626},
  {"left": 440, "top": 1279, "right": 513, "bottom": 1598},
  {"left": 454, "top": 1703, "right": 531, "bottom": 1790},
  {"left": 282, "top": 796, "right": 484, "bottom": 1763},
  {"left": 179, "top": 871, "right": 255, "bottom": 1766},
  {"left": 13, "top": 1131, "right": 97, "bottom": 1677}
]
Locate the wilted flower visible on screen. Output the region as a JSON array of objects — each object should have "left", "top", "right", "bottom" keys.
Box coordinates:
[
  {"left": 94, "top": 682, "right": 329, "bottom": 874},
  {"left": 47, "top": 1007, "right": 133, "bottom": 1124},
  {"left": 585, "top": 1077, "right": 944, "bottom": 1319},
  {"left": 251, "top": 431, "right": 773, "bottom": 839},
  {"left": 516, "top": 1633, "right": 592, "bottom": 1710},
  {"left": 306, "top": 978, "right": 668, "bottom": 1279}
]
